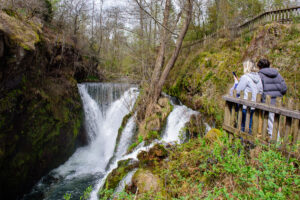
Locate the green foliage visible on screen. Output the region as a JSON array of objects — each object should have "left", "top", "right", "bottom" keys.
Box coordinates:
[
  {"left": 80, "top": 185, "right": 92, "bottom": 200},
  {"left": 128, "top": 142, "right": 138, "bottom": 152},
  {"left": 153, "top": 132, "right": 299, "bottom": 199},
  {"left": 85, "top": 75, "right": 100, "bottom": 82},
  {"left": 63, "top": 193, "right": 71, "bottom": 200},
  {"left": 98, "top": 188, "right": 135, "bottom": 200},
  {"left": 138, "top": 135, "right": 143, "bottom": 143},
  {"left": 98, "top": 188, "right": 114, "bottom": 200},
  {"left": 202, "top": 71, "right": 214, "bottom": 83},
  {"left": 103, "top": 159, "right": 137, "bottom": 193},
  {"left": 128, "top": 135, "right": 144, "bottom": 152},
  {"left": 146, "top": 130, "right": 159, "bottom": 141}
]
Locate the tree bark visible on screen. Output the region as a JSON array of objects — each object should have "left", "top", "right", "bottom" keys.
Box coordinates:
[
  {"left": 153, "top": 0, "right": 193, "bottom": 102},
  {"left": 147, "top": 0, "right": 171, "bottom": 100},
  {"left": 144, "top": 0, "right": 193, "bottom": 118}
]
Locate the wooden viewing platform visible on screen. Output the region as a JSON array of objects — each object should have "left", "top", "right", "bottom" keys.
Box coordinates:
[{"left": 222, "top": 90, "right": 300, "bottom": 158}]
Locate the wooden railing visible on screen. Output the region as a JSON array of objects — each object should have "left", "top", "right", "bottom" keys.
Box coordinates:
[
  {"left": 222, "top": 90, "right": 300, "bottom": 158},
  {"left": 236, "top": 5, "right": 300, "bottom": 35},
  {"left": 184, "top": 5, "right": 300, "bottom": 49}
]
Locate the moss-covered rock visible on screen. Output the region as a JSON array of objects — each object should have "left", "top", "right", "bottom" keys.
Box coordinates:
[
  {"left": 137, "top": 97, "right": 173, "bottom": 143},
  {"left": 126, "top": 169, "right": 167, "bottom": 198},
  {"left": 137, "top": 144, "right": 168, "bottom": 166},
  {"left": 186, "top": 114, "right": 206, "bottom": 139},
  {"left": 103, "top": 159, "right": 139, "bottom": 192},
  {"left": 0, "top": 11, "right": 41, "bottom": 50},
  {"left": 204, "top": 128, "right": 223, "bottom": 146}
]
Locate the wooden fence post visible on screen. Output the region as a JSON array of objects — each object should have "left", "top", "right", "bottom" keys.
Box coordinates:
[
  {"left": 262, "top": 95, "right": 271, "bottom": 141},
  {"left": 224, "top": 100, "right": 231, "bottom": 126},
  {"left": 230, "top": 90, "right": 237, "bottom": 127},
  {"left": 291, "top": 100, "right": 299, "bottom": 146},
  {"left": 252, "top": 94, "right": 261, "bottom": 138},
  {"left": 272, "top": 97, "right": 282, "bottom": 143},
  {"left": 283, "top": 98, "right": 294, "bottom": 148},
  {"left": 245, "top": 92, "right": 252, "bottom": 133},
  {"left": 237, "top": 91, "right": 244, "bottom": 131}
]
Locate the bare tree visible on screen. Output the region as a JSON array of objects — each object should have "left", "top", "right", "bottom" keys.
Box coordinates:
[{"left": 136, "top": 0, "right": 194, "bottom": 119}]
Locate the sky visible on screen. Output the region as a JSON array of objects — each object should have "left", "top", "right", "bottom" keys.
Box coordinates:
[{"left": 103, "top": 0, "right": 129, "bottom": 9}]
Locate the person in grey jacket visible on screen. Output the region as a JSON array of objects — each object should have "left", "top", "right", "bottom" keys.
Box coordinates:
[
  {"left": 230, "top": 60, "right": 263, "bottom": 133},
  {"left": 257, "top": 58, "right": 287, "bottom": 137}
]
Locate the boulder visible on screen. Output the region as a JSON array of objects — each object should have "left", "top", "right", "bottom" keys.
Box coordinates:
[
  {"left": 158, "top": 97, "right": 169, "bottom": 108},
  {"left": 126, "top": 169, "right": 167, "bottom": 198},
  {"left": 137, "top": 144, "right": 168, "bottom": 166},
  {"left": 186, "top": 113, "right": 205, "bottom": 139},
  {"left": 137, "top": 97, "right": 173, "bottom": 142},
  {"left": 204, "top": 128, "right": 223, "bottom": 145},
  {"left": 104, "top": 159, "right": 139, "bottom": 191}
]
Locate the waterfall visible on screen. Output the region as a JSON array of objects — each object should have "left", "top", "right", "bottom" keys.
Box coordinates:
[
  {"left": 53, "top": 84, "right": 138, "bottom": 179},
  {"left": 23, "top": 83, "right": 200, "bottom": 200},
  {"left": 23, "top": 83, "right": 138, "bottom": 200},
  {"left": 89, "top": 98, "right": 197, "bottom": 200},
  {"left": 114, "top": 116, "right": 136, "bottom": 159},
  {"left": 162, "top": 105, "right": 198, "bottom": 143}
]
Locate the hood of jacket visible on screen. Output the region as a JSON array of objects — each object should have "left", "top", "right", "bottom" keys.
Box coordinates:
[
  {"left": 246, "top": 72, "right": 261, "bottom": 84},
  {"left": 259, "top": 68, "right": 279, "bottom": 78}
]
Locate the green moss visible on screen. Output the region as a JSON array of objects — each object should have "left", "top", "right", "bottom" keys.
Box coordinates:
[
  {"left": 146, "top": 130, "right": 159, "bottom": 141},
  {"left": 128, "top": 142, "right": 138, "bottom": 152},
  {"left": 103, "top": 159, "right": 137, "bottom": 191},
  {"left": 0, "top": 11, "right": 41, "bottom": 50}
]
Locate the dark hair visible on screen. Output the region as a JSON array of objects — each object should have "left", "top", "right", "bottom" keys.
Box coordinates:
[{"left": 257, "top": 58, "right": 270, "bottom": 69}]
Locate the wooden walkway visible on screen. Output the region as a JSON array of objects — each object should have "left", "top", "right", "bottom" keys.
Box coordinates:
[
  {"left": 222, "top": 90, "right": 300, "bottom": 158},
  {"left": 184, "top": 5, "right": 300, "bottom": 48}
]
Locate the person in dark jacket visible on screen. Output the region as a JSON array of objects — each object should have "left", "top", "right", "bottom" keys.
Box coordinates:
[{"left": 257, "top": 58, "right": 287, "bottom": 138}]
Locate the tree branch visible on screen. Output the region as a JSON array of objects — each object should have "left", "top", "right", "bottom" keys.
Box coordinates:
[{"left": 133, "top": 0, "right": 179, "bottom": 37}]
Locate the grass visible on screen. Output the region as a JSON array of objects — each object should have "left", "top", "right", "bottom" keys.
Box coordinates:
[
  {"left": 96, "top": 131, "right": 299, "bottom": 199},
  {"left": 154, "top": 134, "right": 299, "bottom": 199}
]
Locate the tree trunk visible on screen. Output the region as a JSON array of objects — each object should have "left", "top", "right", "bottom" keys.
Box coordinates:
[
  {"left": 153, "top": 0, "right": 193, "bottom": 102},
  {"left": 144, "top": 0, "right": 193, "bottom": 118},
  {"left": 147, "top": 0, "right": 171, "bottom": 100}
]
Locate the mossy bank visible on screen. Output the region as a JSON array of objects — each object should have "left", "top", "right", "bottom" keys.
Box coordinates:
[
  {"left": 164, "top": 23, "right": 300, "bottom": 127},
  {"left": 0, "top": 11, "right": 98, "bottom": 199}
]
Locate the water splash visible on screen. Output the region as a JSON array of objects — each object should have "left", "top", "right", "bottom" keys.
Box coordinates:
[
  {"left": 23, "top": 83, "right": 138, "bottom": 200},
  {"left": 162, "top": 105, "right": 198, "bottom": 143},
  {"left": 89, "top": 101, "right": 197, "bottom": 200},
  {"left": 54, "top": 85, "right": 138, "bottom": 180}
]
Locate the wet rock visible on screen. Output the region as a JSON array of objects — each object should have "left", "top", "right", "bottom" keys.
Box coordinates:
[
  {"left": 0, "top": 11, "right": 97, "bottom": 199},
  {"left": 186, "top": 113, "right": 205, "bottom": 139},
  {"left": 103, "top": 159, "right": 139, "bottom": 191},
  {"left": 138, "top": 97, "right": 173, "bottom": 142},
  {"left": 137, "top": 144, "right": 168, "bottom": 166}
]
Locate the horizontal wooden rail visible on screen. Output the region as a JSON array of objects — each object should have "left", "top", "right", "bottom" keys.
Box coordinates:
[
  {"left": 222, "top": 90, "right": 300, "bottom": 159},
  {"left": 223, "top": 95, "right": 300, "bottom": 119}
]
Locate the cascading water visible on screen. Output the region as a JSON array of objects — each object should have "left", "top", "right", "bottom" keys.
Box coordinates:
[
  {"left": 89, "top": 97, "right": 198, "bottom": 200},
  {"left": 162, "top": 105, "right": 198, "bottom": 143},
  {"left": 23, "top": 82, "right": 201, "bottom": 200},
  {"left": 23, "top": 83, "right": 138, "bottom": 200}
]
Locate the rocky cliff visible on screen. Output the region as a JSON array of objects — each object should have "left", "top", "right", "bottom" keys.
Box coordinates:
[{"left": 0, "top": 11, "right": 98, "bottom": 199}]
